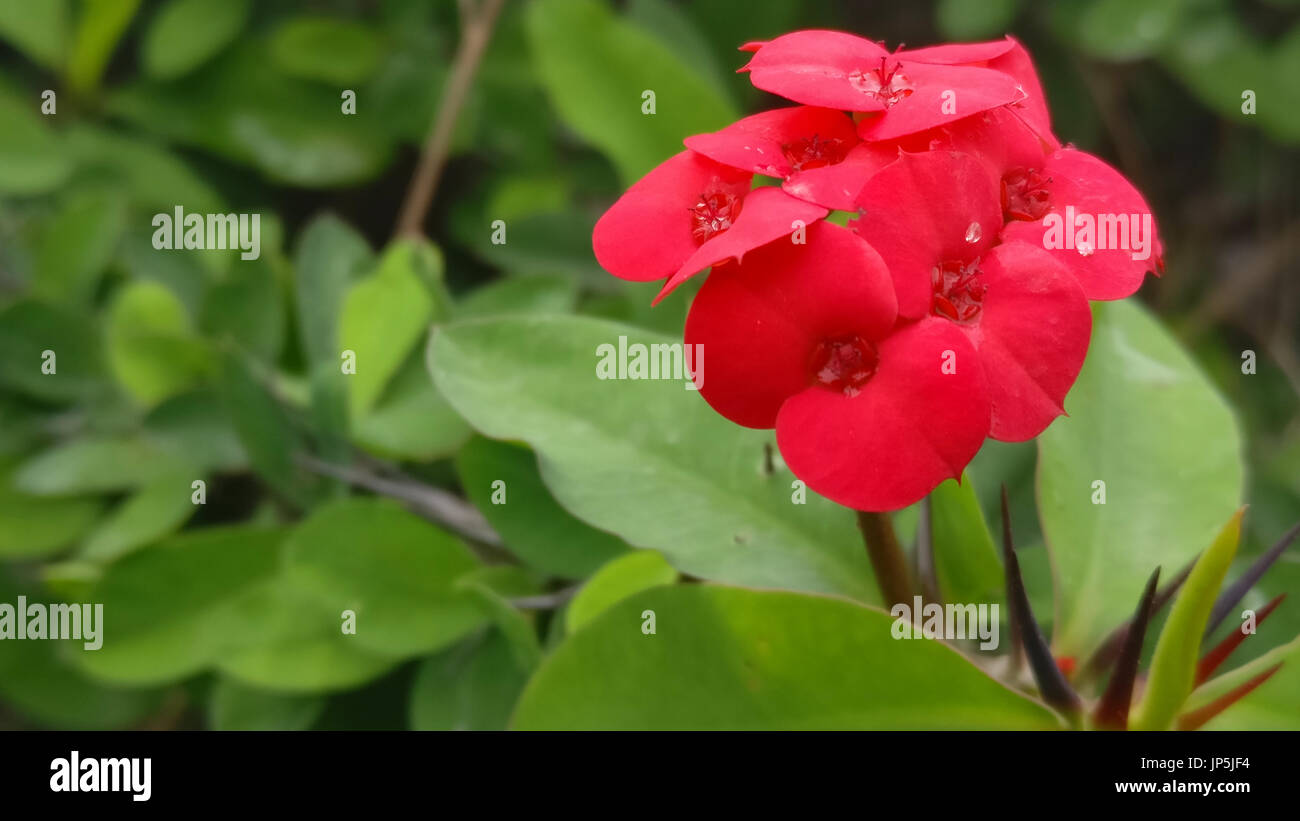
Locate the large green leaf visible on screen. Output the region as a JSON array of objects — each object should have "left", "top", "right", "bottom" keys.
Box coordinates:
[
  {"left": 0, "top": 85, "right": 71, "bottom": 195},
  {"left": 283, "top": 498, "right": 487, "bottom": 658},
  {"left": 79, "top": 472, "right": 197, "bottom": 563},
  {"left": 66, "top": 0, "right": 140, "bottom": 94},
  {"left": 456, "top": 436, "right": 629, "bottom": 579},
  {"left": 0, "top": 470, "right": 103, "bottom": 559},
  {"left": 524, "top": 0, "right": 739, "bottom": 184},
  {"left": 513, "top": 586, "right": 1061, "bottom": 729},
  {"left": 0, "top": 299, "right": 106, "bottom": 404},
  {"left": 430, "top": 315, "right": 877, "bottom": 602},
  {"left": 1037, "top": 300, "right": 1243, "bottom": 658}
]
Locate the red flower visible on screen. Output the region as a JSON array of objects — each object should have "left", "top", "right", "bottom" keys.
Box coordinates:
[
  {"left": 741, "top": 30, "right": 1025, "bottom": 140},
  {"left": 850, "top": 151, "right": 1091, "bottom": 441},
  {"left": 684, "top": 221, "right": 992, "bottom": 511}
]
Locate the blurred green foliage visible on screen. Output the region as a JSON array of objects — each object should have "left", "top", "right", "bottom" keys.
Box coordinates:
[{"left": 0, "top": 0, "right": 1296, "bottom": 730}]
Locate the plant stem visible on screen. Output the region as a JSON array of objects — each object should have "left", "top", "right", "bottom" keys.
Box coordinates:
[
  {"left": 394, "top": 0, "right": 506, "bottom": 238},
  {"left": 856, "top": 510, "right": 915, "bottom": 608}
]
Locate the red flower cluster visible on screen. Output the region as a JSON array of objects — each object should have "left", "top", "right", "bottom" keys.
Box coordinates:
[{"left": 593, "top": 31, "right": 1164, "bottom": 512}]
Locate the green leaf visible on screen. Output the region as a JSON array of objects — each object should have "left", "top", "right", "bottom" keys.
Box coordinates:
[
  {"left": 936, "top": 0, "right": 1022, "bottom": 40},
  {"left": 14, "top": 434, "right": 194, "bottom": 496},
  {"left": 0, "top": 0, "right": 68, "bottom": 68},
  {"left": 1077, "top": 0, "right": 1188, "bottom": 61},
  {"left": 141, "top": 0, "right": 249, "bottom": 79},
  {"left": 0, "top": 85, "right": 72, "bottom": 194},
  {"left": 66, "top": 0, "right": 141, "bottom": 94},
  {"left": 1191, "top": 632, "right": 1300, "bottom": 730},
  {"left": 31, "top": 190, "right": 126, "bottom": 307},
  {"left": 0, "top": 472, "right": 103, "bottom": 559},
  {"left": 513, "top": 586, "right": 1061, "bottom": 729},
  {"left": 79, "top": 472, "right": 197, "bottom": 563},
  {"left": 339, "top": 240, "right": 438, "bottom": 419},
  {"left": 928, "top": 475, "right": 1004, "bottom": 605},
  {"left": 0, "top": 571, "right": 161, "bottom": 729},
  {"left": 269, "top": 17, "right": 383, "bottom": 85},
  {"left": 1037, "top": 300, "right": 1244, "bottom": 658},
  {"left": 525, "top": 0, "right": 740, "bottom": 184},
  {"left": 456, "top": 436, "right": 628, "bottom": 579},
  {"left": 215, "top": 577, "right": 399, "bottom": 693},
  {"left": 208, "top": 677, "right": 325, "bottom": 730},
  {"left": 283, "top": 498, "right": 486, "bottom": 658},
  {"left": 294, "top": 214, "right": 374, "bottom": 368},
  {"left": 457, "top": 569, "right": 544, "bottom": 673},
  {"left": 107, "top": 43, "right": 395, "bottom": 186},
  {"left": 566, "top": 550, "right": 676, "bottom": 633},
  {"left": 351, "top": 351, "right": 471, "bottom": 462},
  {"left": 199, "top": 255, "right": 285, "bottom": 363},
  {"left": 66, "top": 125, "right": 224, "bottom": 214},
  {"left": 409, "top": 631, "right": 529, "bottom": 731},
  {"left": 430, "top": 315, "right": 877, "bottom": 602},
  {"left": 72, "top": 525, "right": 287, "bottom": 685},
  {"left": 0, "top": 299, "right": 106, "bottom": 403},
  {"left": 1130, "top": 510, "right": 1243, "bottom": 730},
  {"left": 454, "top": 274, "right": 579, "bottom": 320},
  {"left": 216, "top": 352, "right": 314, "bottom": 507},
  {"left": 106, "top": 281, "right": 213, "bottom": 407}
]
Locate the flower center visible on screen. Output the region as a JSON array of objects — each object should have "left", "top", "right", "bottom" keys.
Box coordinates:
[
  {"left": 931, "top": 258, "right": 986, "bottom": 323},
  {"left": 781, "top": 134, "right": 849, "bottom": 172},
  {"left": 1001, "top": 167, "right": 1052, "bottom": 221},
  {"left": 809, "top": 335, "right": 879, "bottom": 396},
  {"left": 849, "top": 57, "right": 914, "bottom": 108},
  {"left": 689, "top": 188, "right": 742, "bottom": 242}
]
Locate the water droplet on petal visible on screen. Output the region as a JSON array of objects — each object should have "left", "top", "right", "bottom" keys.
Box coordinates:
[
  {"left": 1077, "top": 240, "right": 1094, "bottom": 257},
  {"left": 964, "top": 222, "right": 982, "bottom": 244}
]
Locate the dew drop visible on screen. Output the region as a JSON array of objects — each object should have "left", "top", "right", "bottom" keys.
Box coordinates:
[
  {"left": 1077, "top": 240, "right": 1094, "bottom": 257},
  {"left": 964, "top": 222, "right": 982, "bottom": 244}
]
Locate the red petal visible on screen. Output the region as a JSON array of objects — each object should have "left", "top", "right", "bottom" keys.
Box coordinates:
[
  {"left": 901, "top": 37, "right": 1056, "bottom": 146},
  {"left": 740, "top": 30, "right": 892, "bottom": 109},
  {"left": 683, "top": 222, "right": 897, "bottom": 429},
  {"left": 738, "top": 40, "right": 768, "bottom": 54},
  {"left": 916, "top": 106, "right": 1048, "bottom": 178},
  {"left": 683, "top": 106, "right": 858, "bottom": 179},
  {"left": 782, "top": 142, "right": 901, "bottom": 210},
  {"left": 999, "top": 148, "right": 1162, "bottom": 300},
  {"left": 853, "top": 62, "right": 1025, "bottom": 140},
  {"left": 655, "top": 186, "right": 828, "bottom": 304},
  {"left": 989, "top": 40, "right": 1057, "bottom": 147},
  {"left": 775, "top": 318, "right": 991, "bottom": 512},
  {"left": 593, "top": 150, "right": 751, "bottom": 282},
  {"left": 850, "top": 150, "right": 1002, "bottom": 319},
  {"left": 960, "top": 242, "right": 1091, "bottom": 441},
  {"left": 900, "top": 38, "right": 1017, "bottom": 64}
]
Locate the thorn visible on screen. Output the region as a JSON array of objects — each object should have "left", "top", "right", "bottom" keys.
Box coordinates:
[
  {"left": 1204, "top": 521, "right": 1299, "bottom": 638},
  {"left": 1177, "top": 664, "right": 1283, "bottom": 731},
  {"left": 1080, "top": 558, "right": 1194, "bottom": 682},
  {"left": 1001, "top": 486, "right": 1082, "bottom": 717},
  {"left": 1093, "top": 567, "right": 1161, "bottom": 730},
  {"left": 1196, "top": 593, "right": 1286, "bottom": 685}
]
